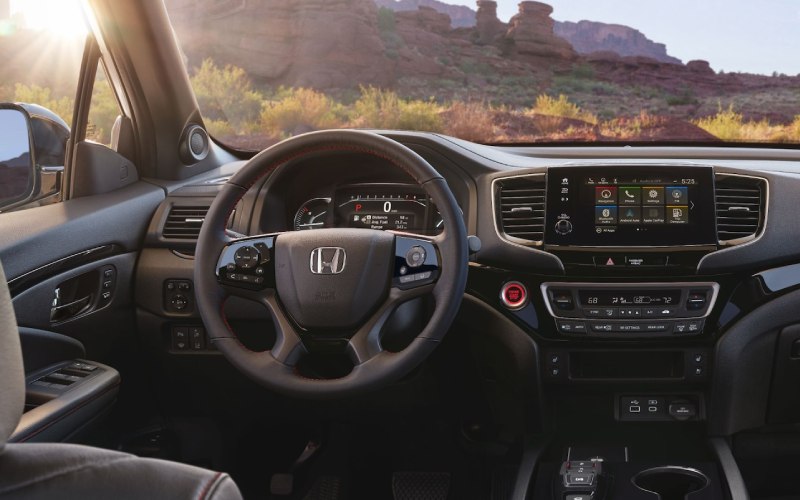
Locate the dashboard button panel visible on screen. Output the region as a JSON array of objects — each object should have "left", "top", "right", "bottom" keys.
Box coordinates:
[{"left": 542, "top": 282, "right": 719, "bottom": 338}]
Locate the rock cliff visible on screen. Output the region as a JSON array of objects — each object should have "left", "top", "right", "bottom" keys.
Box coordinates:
[
  {"left": 554, "top": 20, "right": 681, "bottom": 65},
  {"left": 374, "top": 0, "right": 476, "bottom": 27}
]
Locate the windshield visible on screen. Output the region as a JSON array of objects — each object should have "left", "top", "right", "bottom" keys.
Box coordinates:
[{"left": 165, "top": 0, "right": 800, "bottom": 148}]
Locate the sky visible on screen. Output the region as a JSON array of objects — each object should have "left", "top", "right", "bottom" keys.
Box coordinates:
[
  {"left": 448, "top": 0, "right": 800, "bottom": 75},
  {"left": 0, "top": 109, "right": 31, "bottom": 165}
]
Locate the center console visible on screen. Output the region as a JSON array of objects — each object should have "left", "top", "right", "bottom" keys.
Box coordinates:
[{"left": 489, "top": 165, "right": 753, "bottom": 499}]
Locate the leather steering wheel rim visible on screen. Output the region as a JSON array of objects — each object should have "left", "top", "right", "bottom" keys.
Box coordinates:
[{"left": 194, "top": 130, "right": 468, "bottom": 399}]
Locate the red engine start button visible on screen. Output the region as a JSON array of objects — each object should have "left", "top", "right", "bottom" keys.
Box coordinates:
[{"left": 500, "top": 281, "right": 528, "bottom": 310}]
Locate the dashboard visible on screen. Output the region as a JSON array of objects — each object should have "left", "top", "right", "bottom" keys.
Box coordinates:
[{"left": 140, "top": 131, "right": 800, "bottom": 438}]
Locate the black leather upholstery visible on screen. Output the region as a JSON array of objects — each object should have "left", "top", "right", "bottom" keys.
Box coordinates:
[
  {"left": 0, "top": 262, "right": 243, "bottom": 499},
  {"left": 0, "top": 444, "right": 241, "bottom": 499}
]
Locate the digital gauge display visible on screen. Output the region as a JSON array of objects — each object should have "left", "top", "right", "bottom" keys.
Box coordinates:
[{"left": 335, "top": 185, "right": 440, "bottom": 233}]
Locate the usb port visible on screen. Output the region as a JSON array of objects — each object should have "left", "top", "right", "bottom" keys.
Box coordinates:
[{"left": 629, "top": 405, "right": 641, "bottom": 413}]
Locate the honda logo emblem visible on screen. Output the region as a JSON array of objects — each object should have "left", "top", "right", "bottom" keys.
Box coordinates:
[{"left": 309, "top": 247, "right": 346, "bottom": 275}]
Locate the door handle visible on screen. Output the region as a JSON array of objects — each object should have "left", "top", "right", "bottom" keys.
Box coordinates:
[{"left": 50, "top": 293, "right": 92, "bottom": 322}]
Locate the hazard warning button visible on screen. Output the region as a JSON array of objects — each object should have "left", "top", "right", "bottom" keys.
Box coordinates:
[{"left": 594, "top": 255, "right": 624, "bottom": 267}]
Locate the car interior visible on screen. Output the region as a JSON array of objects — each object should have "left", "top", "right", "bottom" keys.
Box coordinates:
[{"left": 1, "top": 1, "right": 800, "bottom": 499}]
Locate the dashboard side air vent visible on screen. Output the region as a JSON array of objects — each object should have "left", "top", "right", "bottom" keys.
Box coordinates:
[
  {"left": 715, "top": 174, "right": 766, "bottom": 246},
  {"left": 496, "top": 174, "right": 546, "bottom": 244},
  {"left": 162, "top": 205, "right": 210, "bottom": 240}
]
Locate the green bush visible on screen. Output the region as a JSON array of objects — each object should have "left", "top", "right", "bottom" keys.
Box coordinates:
[
  {"left": 530, "top": 94, "right": 597, "bottom": 124},
  {"left": 377, "top": 7, "right": 396, "bottom": 34},
  {"left": 352, "top": 86, "right": 443, "bottom": 132},
  {"left": 191, "top": 59, "right": 262, "bottom": 129},
  {"left": 13, "top": 84, "right": 74, "bottom": 123},
  {"left": 87, "top": 74, "right": 121, "bottom": 145},
  {"left": 261, "top": 87, "right": 345, "bottom": 137}
]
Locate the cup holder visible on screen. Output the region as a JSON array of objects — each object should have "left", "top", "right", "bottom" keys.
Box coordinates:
[{"left": 632, "top": 466, "right": 709, "bottom": 500}]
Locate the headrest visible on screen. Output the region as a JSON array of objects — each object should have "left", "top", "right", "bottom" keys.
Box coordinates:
[{"left": 0, "top": 262, "right": 24, "bottom": 450}]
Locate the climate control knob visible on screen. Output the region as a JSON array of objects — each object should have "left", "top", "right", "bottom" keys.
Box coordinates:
[{"left": 554, "top": 219, "right": 573, "bottom": 235}]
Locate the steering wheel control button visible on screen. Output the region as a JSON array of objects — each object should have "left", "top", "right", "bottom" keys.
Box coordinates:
[
  {"left": 500, "top": 281, "right": 528, "bottom": 310},
  {"left": 254, "top": 242, "right": 271, "bottom": 263},
  {"left": 234, "top": 245, "right": 259, "bottom": 269},
  {"left": 405, "top": 246, "right": 426, "bottom": 268}
]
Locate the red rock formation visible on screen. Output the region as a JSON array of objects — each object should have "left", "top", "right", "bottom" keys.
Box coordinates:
[
  {"left": 166, "top": 0, "right": 393, "bottom": 88},
  {"left": 374, "top": 0, "right": 476, "bottom": 28},
  {"left": 475, "top": 1, "right": 506, "bottom": 45},
  {"left": 506, "top": 1, "right": 576, "bottom": 61},
  {"left": 554, "top": 20, "right": 681, "bottom": 65}
]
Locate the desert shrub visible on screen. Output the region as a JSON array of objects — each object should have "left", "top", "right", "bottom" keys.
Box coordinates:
[
  {"left": 191, "top": 59, "right": 262, "bottom": 129},
  {"left": 13, "top": 84, "right": 74, "bottom": 122},
  {"left": 261, "top": 87, "right": 345, "bottom": 137},
  {"left": 693, "top": 105, "right": 744, "bottom": 140},
  {"left": 693, "top": 104, "right": 792, "bottom": 142},
  {"left": 530, "top": 94, "right": 597, "bottom": 124},
  {"left": 352, "top": 86, "right": 443, "bottom": 132},
  {"left": 205, "top": 119, "right": 236, "bottom": 138},
  {"left": 86, "top": 76, "right": 121, "bottom": 145},
  {"left": 787, "top": 116, "right": 800, "bottom": 141},
  {"left": 600, "top": 110, "right": 667, "bottom": 139},
  {"left": 444, "top": 101, "right": 495, "bottom": 142},
  {"left": 570, "top": 63, "right": 595, "bottom": 80},
  {"left": 377, "top": 7, "right": 396, "bottom": 33},
  {"left": 666, "top": 89, "right": 698, "bottom": 106}
]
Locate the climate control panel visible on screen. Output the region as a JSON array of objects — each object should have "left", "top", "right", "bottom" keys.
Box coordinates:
[{"left": 541, "top": 282, "right": 719, "bottom": 338}]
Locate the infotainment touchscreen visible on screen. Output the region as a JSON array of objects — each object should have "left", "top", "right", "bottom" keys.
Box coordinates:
[{"left": 544, "top": 166, "right": 716, "bottom": 247}]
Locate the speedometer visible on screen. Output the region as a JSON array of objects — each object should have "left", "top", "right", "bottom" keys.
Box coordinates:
[
  {"left": 335, "top": 185, "right": 442, "bottom": 234},
  {"left": 293, "top": 198, "right": 331, "bottom": 231}
]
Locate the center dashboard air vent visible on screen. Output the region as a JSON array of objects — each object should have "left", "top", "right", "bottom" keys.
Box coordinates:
[
  {"left": 162, "top": 205, "right": 210, "bottom": 240},
  {"left": 715, "top": 173, "right": 766, "bottom": 246},
  {"left": 495, "top": 175, "right": 546, "bottom": 244}
]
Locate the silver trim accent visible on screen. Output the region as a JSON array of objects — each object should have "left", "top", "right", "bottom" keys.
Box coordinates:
[
  {"left": 491, "top": 173, "right": 547, "bottom": 248},
  {"left": 714, "top": 172, "right": 769, "bottom": 248},
  {"left": 632, "top": 466, "right": 709, "bottom": 496},
  {"left": 540, "top": 282, "right": 721, "bottom": 320},
  {"left": 309, "top": 247, "right": 346, "bottom": 274},
  {"left": 499, "top": 281, "right": 528, "bottom": 310},
  {"left": 697, "top": 171, "right": 770, "bottom": 271}
]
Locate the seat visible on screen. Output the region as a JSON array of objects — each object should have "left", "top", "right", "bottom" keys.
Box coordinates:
[{"left": 0, "top": 262, "right": 243, "bottom": 500}]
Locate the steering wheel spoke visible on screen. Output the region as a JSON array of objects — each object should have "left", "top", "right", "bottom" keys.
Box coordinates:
[
  {"left": 347, "top": 284, "right": 435, "bottom": 365},
  {"left": 263, "top": 292, "right": 307, "bottom": 365}
]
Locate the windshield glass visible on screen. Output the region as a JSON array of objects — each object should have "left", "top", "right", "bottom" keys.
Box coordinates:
[{"left": 165, "top": 0, "right": 800, "bottom": 148}]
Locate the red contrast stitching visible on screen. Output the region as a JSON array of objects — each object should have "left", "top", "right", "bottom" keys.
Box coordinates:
[{"left": 197, "top": 471, "right": 223, "bottom": 500}]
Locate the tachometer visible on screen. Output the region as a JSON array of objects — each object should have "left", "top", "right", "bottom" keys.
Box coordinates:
[{"left": 293, "top": 198, "right": 331, "bottom": 231}]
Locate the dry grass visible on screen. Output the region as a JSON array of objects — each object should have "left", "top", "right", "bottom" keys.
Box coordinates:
[
  {"left": 351, "top": 86, "right": 443, "bottom": 132},
  {"left": 601, "top": 111, "right": 668, "bottom": 139},
  {"left": 442, "top": 101, "right": 496, "bottom": 142},
  {"left": 260, "top": 87, "right": 345, "bottom": 137},
  {"left": 528, "top": 94, "right": 598, "bottom": 125},
  {"left": 694, "top": 105, "right": 800, "bottom": 142}
]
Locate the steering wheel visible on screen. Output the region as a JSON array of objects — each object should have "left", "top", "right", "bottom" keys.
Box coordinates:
[{"left": 195, "top": 130, "right": 468, "bottom": 398}]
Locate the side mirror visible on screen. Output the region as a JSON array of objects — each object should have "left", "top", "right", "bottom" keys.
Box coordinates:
[
  {"left": 0, "top": 103, "right": 70, "bottom": 212},
  {"left": 0, "top": 104, "right": 37, "bottom": 212}
]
